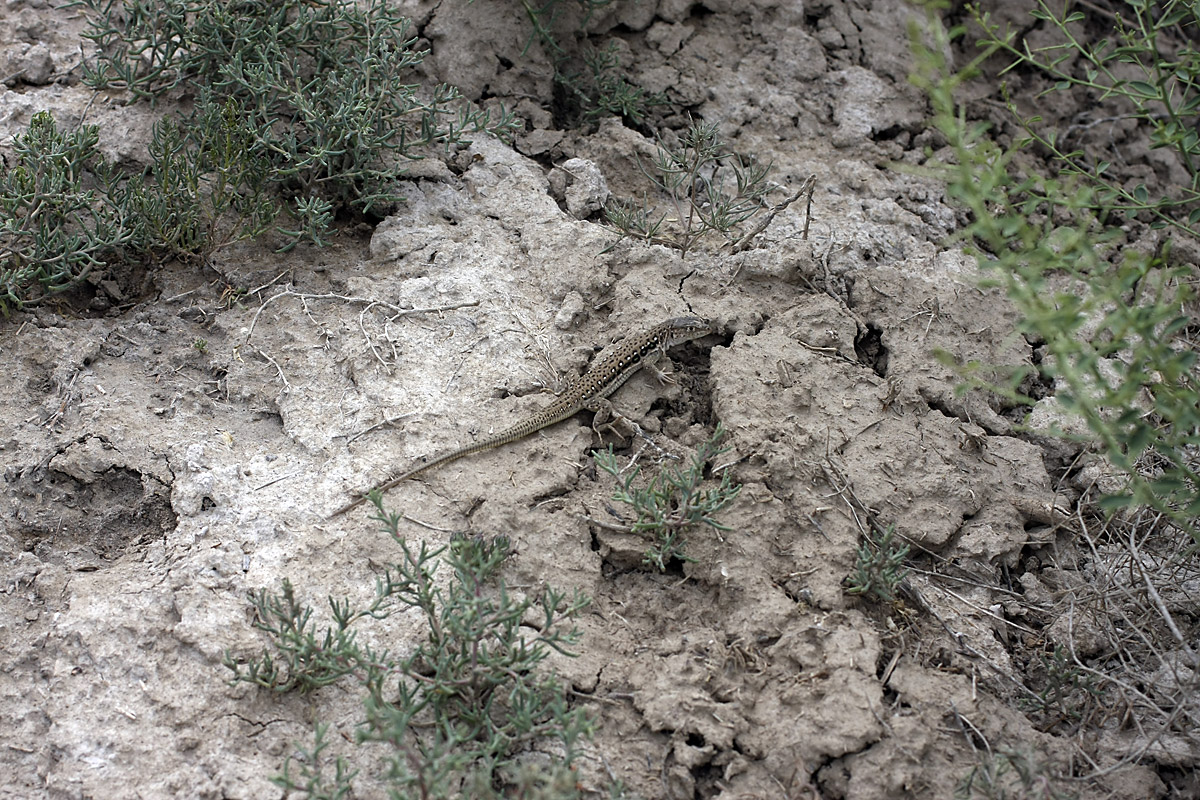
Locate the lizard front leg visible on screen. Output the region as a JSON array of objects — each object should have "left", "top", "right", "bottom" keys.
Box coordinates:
[{"left": 639, "top": 346, "right": 677, "bottom": 385}]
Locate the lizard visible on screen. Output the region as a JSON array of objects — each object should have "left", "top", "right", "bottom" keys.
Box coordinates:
[{"left": 328, "top": 316, "right": 712, "bottom": 518}]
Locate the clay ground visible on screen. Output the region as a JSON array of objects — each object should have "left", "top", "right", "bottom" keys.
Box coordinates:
[{"left": 1, "top": 0, "right": 1196, "bottom": 798}]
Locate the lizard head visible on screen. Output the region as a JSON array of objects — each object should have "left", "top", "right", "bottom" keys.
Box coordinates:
[{"left": 662, "top": 316, "right": 713, "bottom": 346}]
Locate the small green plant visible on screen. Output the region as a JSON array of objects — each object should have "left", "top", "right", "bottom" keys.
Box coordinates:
[
  {"left": 606, "top": 119, "right": 773, "bottom": 256},
  {"left": 844, "top": 525, "right": 909, "bottom": 605},
  {"left": 594, "top": 425, "right": 741, "bottom": 571},
  {"left": 506, "top": 0, "right": 667, "bottom": 126},
  {"left": 958, "top": 747, "right": 1075, "bottom": 800},
  {"left": 909, "top": 5, "right": 1200, "bottom": 543},
  {"left": 192, "top": 338, "right": 208, "bottom": 353},
  {"left": 1019, "top": 645, "right": 1103, "bottom": 730},
  {"left": 224, "top": 498, "right": 592, "bottom": 798},
  {"left": 567, "top": 41, "right": 668, "bottom": 125},
  {"left": 0, "top": 112, "right": 140, "bottom": 312}
]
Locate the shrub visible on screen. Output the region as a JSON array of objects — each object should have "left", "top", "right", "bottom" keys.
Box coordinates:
[
  {"left": 0, "top": 112, "right": 139, "bottom": 313},
  {"left": 73, "top": 0, "right": 517, "bottom": 248},
  {"left": 910, "top": 2, "right": 1200, "bottom": 542},
  {"left": 225, "top": 500, "right": 593, "bottom": 798}
]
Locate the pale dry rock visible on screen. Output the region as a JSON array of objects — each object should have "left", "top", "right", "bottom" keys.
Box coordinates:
[
  {"left": 550, "top": 157, "right": 611, "bottom": 219},
  {"left": 0, "top": 2, "right": 1185, "bottom": 798}
]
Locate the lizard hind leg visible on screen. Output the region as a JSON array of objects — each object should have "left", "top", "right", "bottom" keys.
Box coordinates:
[
  {"left": 587, "top": 397, "right": 643, "bottom": 444},
  {"left": 589, "top": 399, "right": 677, "bottom": 469}
]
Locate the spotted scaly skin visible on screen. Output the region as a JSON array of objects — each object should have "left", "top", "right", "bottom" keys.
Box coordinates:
[{"left": 329, "top": 316, "right": 711, "bottom": 517}]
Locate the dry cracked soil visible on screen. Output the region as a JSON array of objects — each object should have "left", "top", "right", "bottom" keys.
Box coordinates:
[{"left": 1, "top": 0, "right": 1196, "bottom": 798}]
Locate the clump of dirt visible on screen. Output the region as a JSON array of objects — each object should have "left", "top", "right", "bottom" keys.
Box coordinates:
[{"left": 0, "top": 0, "right": 1192, "bottom": 798}]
